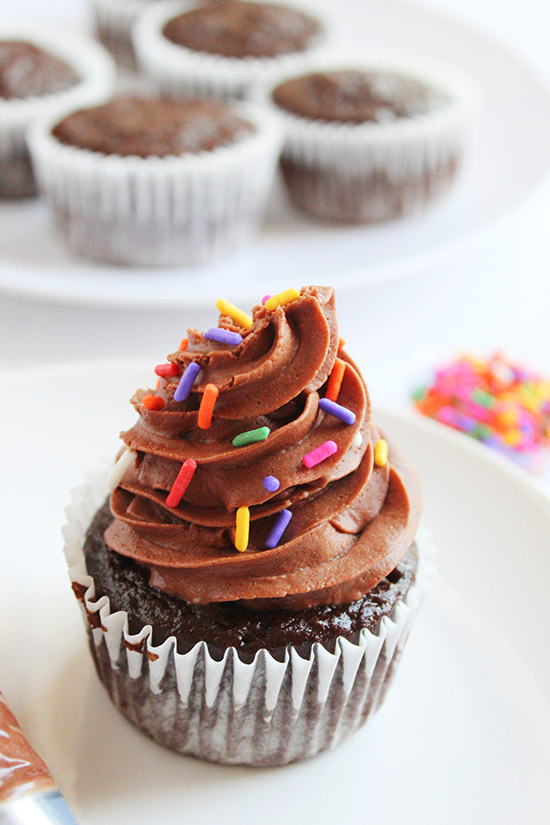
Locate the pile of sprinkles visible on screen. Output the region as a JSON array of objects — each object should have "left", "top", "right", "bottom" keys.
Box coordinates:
[
  {"left": 122, "top": 288, "right": 369, "bottom": 555},
  {"left": 413, "top": 353, "right": 550, "bottom": 461}
]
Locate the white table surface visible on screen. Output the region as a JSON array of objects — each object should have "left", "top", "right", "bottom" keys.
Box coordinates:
[{"left": 2, "top": 0, "right": 550, "bottom": 464}]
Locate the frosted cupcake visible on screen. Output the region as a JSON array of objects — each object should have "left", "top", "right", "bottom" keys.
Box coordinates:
[
  {"left": 261, "top": 55, "right": 478, "bottom": 222},
  {"left": 0, "top": 25, "right": 114, "bottom": 198},
  {"left": 64, "top": 286, "right": 432, "bottom": 766},
  {"left": 134, "top": 0, "right": 328, "bottom": 100},
  {"left": 29, "top": 95, "right": 282, "bottom": 266}
]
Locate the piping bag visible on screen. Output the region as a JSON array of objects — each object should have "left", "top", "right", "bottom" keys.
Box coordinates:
[{"left": 0, "top": 692, "right": 78, "bottom": 825}]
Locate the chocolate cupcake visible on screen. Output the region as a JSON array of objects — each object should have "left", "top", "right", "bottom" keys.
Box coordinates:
[
  {"left": 262, "top": 56, "right": 478, "bottom": 222},
  {"left": 0, "top": 25, "right": 114, "bottom": 198},
  {"left": 134, "top": 0, "right": 328, "bottom": 100},
  {"left": 28, "top": 95, "right": 282, "bottom": 266},
  {"left": 64, "top": 286, "right": 433, "bottom": 766}
]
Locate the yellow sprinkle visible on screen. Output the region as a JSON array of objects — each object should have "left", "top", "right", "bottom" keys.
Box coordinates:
[
  {"left": 216, "top": 298, "right": 252, "bottom": 330},
  {"left": 265, "top": 288, "right": 300, "bottom": 312},
  {"left": 235, "top": 506, "right": 250, "bottom": 553},
  {"left": 374, "top": 439, "right": 388, "bottom": 467},
  {"left": 503, "top": 429, "right": 522, "bottom": 446},
  {"left": 496, "top": 409, "right": 517, "bottom": 428}
]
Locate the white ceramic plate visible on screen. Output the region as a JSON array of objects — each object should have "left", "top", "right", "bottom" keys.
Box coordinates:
[
  {"left": 1, "top": 0, "right": 550, "bottom": 308},
  {"left": 1, "top": 359, "right": 550, "bottom": 824}
]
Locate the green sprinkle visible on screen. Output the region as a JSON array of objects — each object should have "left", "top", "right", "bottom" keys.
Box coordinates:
[
  {"left": 412, "top": 386, "right": 426, "bottom": 401},
  {"left": 232, "top": 427, "right": 270, "bottom": 447},
  {"left": 472, "top": 389, "right": 495, "bottom": 409},
  {"left": 473, "top": 424, "right": 492, "bottom": 440}
]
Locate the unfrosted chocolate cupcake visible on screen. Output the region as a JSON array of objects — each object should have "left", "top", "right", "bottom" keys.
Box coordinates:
[
  {"left": 134, "top": 0, "right": 328, "bottom": 100},
  {"left": 64, "top": 286, "right": 433, "bottom": 766},
  {"left": 30, "top": 95, "right": 281, "bottom": 265},
  {"left": 162, "top": 0, "right": 321, "bottom": 58},
  {"left": 0, "top": 27, "right": 114, "bottom": 198},
  {"left": 0, "top": 41, "right": 79, "bottom": 100},
  {"left": 264, "top": 58, "right": 477, "bottom": 222}
]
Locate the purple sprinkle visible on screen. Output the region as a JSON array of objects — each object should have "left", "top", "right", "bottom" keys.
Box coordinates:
[
  {"left": 174, "top": 362, "right": 200, "bottom": 402},
  {"left": 263, "top": 475, "right": 280, "bottom": 492},
  {"left": 265, "top": 509, "right": 292, "bottom": 549},
  {"left": 261, "top": 295, "right": 272, "bottom": 305},
  {"left": 319, "top": 397, "right": 356, "bottom": 425},
  {"left": 204, "top": 327, "right": 243, "bottom": 346}
]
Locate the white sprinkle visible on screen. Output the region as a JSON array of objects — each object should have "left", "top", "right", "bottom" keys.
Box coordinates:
[
  {"left": 108, "top": 448, "right": 137, "bottom": 490},
  {"left": 353, "top": 432, "right": 363, "bottom": 448}
]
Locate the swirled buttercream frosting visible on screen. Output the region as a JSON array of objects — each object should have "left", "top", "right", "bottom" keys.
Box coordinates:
[{"left": 104, "top": 286, "right": 421, "bottom": 610}]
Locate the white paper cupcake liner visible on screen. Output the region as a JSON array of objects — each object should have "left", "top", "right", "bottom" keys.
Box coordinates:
[
  {"left": 91, "top": 0, "right": 161, "bottom": 70},
  {"left": 0, "top": 23, "right": 115, "bottom": 199},
  {"left": 63, "top": 465, "right": 435, "bottom": 766},
  {"left": 28, "top": 99, "right": 282, "bottom": 266},
  {"left": 256, "top": 53, "right": 480, "bottom": 222},
  {"left": 133, "top": 0, "right": 331, "bottom": 101}
]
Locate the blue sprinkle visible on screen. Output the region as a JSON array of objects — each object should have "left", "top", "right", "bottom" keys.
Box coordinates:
[
  {"left": 265, "top": 509, "right": 292, "bottom": 549},
  {"left": 204, "top": 327, "right": 243, "bottom": 346},
  {"left": 174, "top": 362, "right": 200, "bottom": 402},
  {"left": 319, "top": 397, "right": 356, "bottom": 425},
  {"left": 263, "top": 475, "right": 280, "bottom": 492}
]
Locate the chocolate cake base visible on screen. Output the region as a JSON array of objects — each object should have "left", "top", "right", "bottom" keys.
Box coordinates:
[
  {"left": 84, "top": 500, "right": 419, "bottom": 663},
  {"left": 71, "top": 500, "right": 427, "bottom": 765}
]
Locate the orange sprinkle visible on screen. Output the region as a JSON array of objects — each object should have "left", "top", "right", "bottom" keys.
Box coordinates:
[
  {"left": 143, "top": 394, "right": 165, "bottom": 411},
  {"left": 155, "top": 377, "right": 161, "bottom": 391},
  {"left": 179, "top": 337, "right": 189, "bottom": 352},
  {"left": 338, "top": 337, "right": 346, "bottom": 351},
  {"left": 325, "top": 358, "right": 346, "bottom": 402},
  {"left": 198, "top": 384, "right": 219, "bottom": 429}
]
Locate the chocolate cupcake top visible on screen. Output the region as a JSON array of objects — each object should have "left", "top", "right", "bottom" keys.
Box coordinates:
[
  {"left": 105, "top": 286, "right": 422, "bottom": 611},
  {"left": 0, "top": 40, "right": 80, "bottom": 100},
  {"left": 272, "top": 69, "right": 450, "bottom": 123},
  {"left": 162, "top": 1, "right": 322, "bottom": 59},
  {"left": 51, "top": 96, "right": 255, "bottom": 157}
]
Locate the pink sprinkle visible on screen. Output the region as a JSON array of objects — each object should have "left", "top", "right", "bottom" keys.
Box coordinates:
[
  {"left": 262, "top": 295, "right": 272, "bottom": 306},
  {"left": 303, "top": 440, "right": 338, "bottom": 469}
]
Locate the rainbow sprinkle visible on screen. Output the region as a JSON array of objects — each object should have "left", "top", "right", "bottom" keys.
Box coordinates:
[
  {"left": 232, "top": 426, "right": 270, "bottom": 447},
  {"left": 374, "top": 439, "right": 388, "bottom": 467},
  {"left": 413, "top": 353, "right": 550, "bottom": 462},
  {"left": 108, "top": 448, "right": 137, "bottom": 491},
  {"left": 325, "top": 358, "right": 346, "bottom": 402},
  {"left": 303, "top": 440, "right": 338, "bottom": 469},
  {"left": 263, "top": 475, "right": 280, "bottom": 492},
  {"left": 204, "top": 328, "right": 243, "bottom": 346},
  {"left": 264, "top": 288, "right": 300, "bottom": 312},
  {"left": 174, "top": 362, "right": 200, "bottom": 402},
  {"left": 166, "top": 459, "right": 197, "bottom": 508},
  {"left": 198, "top": 384, "right": 219, "bottom": 429},
  {"left": 142, "top": 394, "right": 165, "bottom": 411},
  {"left": 216, "top": 298, "right": 252, "bottom": 330},
  {"left": 235, "top": 506, "right": 250, "bottom": 552},
  {"left": 265, "top": 509, "right": 293, "bottom": 549},
  {"left": 319, "top": 397, "right": 356, "bottom": 425},
  {"left": 155, "top": 362, "right": 180, "bottom": 378}
]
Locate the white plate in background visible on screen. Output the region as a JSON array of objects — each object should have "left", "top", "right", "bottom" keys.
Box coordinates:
[
  {"left": 0, "top": 360, "right": 549, "bottom": 824},
  {"left": 0, "top": 0, "right": 549, "bottom": 308}
]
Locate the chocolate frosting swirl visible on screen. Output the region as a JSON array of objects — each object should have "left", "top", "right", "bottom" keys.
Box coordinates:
[{"left": 105, "top": 286, "right": 421, "bottom": 610}]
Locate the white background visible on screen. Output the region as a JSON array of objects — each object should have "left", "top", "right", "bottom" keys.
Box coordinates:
[{"left": 1, "top": 0, "right": 549, "bottom": 412}]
